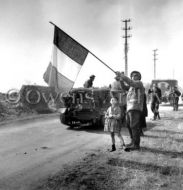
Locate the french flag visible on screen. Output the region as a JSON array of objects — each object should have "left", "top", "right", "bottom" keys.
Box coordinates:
[
  {"left": 43, "top": 25, "right": 89, "bottom": 92},
  {"left": 43, "top": 23, "right": 115, "bottom": 93}
]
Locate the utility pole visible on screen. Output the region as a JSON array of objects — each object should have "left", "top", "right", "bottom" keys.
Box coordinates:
[
  {"left": 153, "top": 49, "right": 158, "bottom": 79},
  {"left": 122, "top": 19, "right": 132, "bottom": 76}
]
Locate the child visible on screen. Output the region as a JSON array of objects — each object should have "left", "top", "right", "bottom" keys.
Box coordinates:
[{"left": 104, "top": 97, "right": 125, "bottom": 152}]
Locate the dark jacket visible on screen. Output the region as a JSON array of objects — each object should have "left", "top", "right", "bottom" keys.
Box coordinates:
[
  {"left": 83, "top": 79, "right": 93, "bottom": 88},
  {"left": 143, "top": 94, "right": 148, "bottom": 117},
  {"left": 148, "top": 88, "right": 161, "bottom": 104}
]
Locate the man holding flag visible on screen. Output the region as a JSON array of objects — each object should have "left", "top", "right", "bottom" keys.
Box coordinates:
[{"left": 119, "top": 71, "right": 144, "bottom": 151}]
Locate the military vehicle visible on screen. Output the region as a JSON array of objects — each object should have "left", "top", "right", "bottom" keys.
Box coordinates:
[
  {"left": 59, "top": 87, "right": 111, "bottom": 128},
  {"left": 151, "top": 79, "right": 178, "bottom": 103}
]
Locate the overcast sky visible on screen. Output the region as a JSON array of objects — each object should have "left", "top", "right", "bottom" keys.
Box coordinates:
[{"left": 0, "top": 0, "right": 183, "bottom": 92}]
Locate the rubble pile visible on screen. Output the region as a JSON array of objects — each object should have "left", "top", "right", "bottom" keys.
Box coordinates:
[
  {"left": 0, "top": 84, "right": 62, "bottom": 122},
  {"left": 0, "top": 92, "right": 36, "bottom": 122}
]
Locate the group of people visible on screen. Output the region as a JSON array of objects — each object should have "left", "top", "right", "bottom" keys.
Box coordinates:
[
  {"left": 106, "top": 71, "right": 146, "bottom": 151},
  {"left": 84, "top": 71, "right": 146, "bottom": 151},
  {"left": 83, "top": 72, "right": 182, "bottom": 152}
]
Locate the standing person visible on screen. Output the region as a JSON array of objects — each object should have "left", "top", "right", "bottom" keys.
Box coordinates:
[
  {"left": 140, "top": 92, "right": 148, "bottom": 136},
  {"left": 148, "top": 85, "right": 161, "bottom": 120},
  {"left": 154, "top": 83, "right": 161, "bottom": 119},
  {"left": 119, "top": 71, "right": 144, "bottom": 151},
  {"left": 110, "top": 75, "right": 124, "bottom": 99},
  {"left": 109, "top": 74, "right": 127, "bottom": 123},
  {"left": 104, "top": 97, "right": 125, "bottom": 152},
  {"left": 154, "top": 83, "right": 162, "bottom": 100},
  {"left": 169, "top": 86, "right": 181, "bottom": 111},
  {"left": 83, "top": 75, "right": 95, "bottom": 88}
]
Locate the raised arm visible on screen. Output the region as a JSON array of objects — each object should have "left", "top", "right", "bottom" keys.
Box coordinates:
[
  {"left": 120, "top": 81, "right": 130, "bottom": 91},
  {"left": 120, "top": 75, "right": 143, "bottom": 89}
]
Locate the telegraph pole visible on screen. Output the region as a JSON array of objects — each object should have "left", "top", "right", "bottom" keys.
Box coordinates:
[
  {"left": 122, "top": 19, "right": 132, "bottom": 76},
  {"left": 153, "top": 49, "right": 158, "bottom": 79}
]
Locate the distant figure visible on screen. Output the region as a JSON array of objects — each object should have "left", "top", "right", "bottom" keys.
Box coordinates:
[
  {"left": 140, "top": 92, "right": 148, "bottom": 136},
  {"left": 153, "top": 83, "right": 162, "bottom": 100},
  {"left": 169, "top": 86, "right": 181, "bottom": 111},
  {"left": 148, "top": 84, "right": 161, "bottom": 120},
  {"left": 83, "top": 75, "right": 95, "bottom": 88}
]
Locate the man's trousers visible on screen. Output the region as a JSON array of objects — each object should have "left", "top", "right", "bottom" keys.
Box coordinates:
[{"left": 126, "top": 110, "right": 142, "bottom": 147}]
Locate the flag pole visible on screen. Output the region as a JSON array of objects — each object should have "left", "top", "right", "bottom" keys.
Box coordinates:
[{"left": 49, "top": 21, "right": 116, "bottom": 74}]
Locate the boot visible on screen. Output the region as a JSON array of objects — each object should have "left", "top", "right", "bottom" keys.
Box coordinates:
[
  {"left": 124, "top": 144, "right": 140, "bottom": 152},
  {"left": 128, "top": 145, "right": 140, "bottom": 151},
  {"left": 109, "top": 144, "right": 116, "bottom": 152}
]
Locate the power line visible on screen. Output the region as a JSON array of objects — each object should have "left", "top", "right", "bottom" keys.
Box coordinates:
[
  {"left": 153, "top": 49, "right": 158, "bottom": 79},
  {"left": 122, "top": 19, "right": 132, "bottom": 76}
]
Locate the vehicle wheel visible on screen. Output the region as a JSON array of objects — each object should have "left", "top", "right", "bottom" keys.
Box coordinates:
[
  {"left": 68, "top": 124, "right": 75, "bottom": 129},
  {"left": 90, "top": 117, "right": 102, "bottom": 128},
  {"left": 99, "top": 115, "right": 105, "bottom": 128},
  {"left": 60, "top": 114, "right": 67, "bottom": 125}
]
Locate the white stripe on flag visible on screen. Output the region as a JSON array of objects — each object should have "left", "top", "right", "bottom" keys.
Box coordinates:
[
  {"left": 43, "top": 25, "right": 89, "bottom": 93},
  {"left": 43, "top": 62, "right": 74, "bottom": 92},
  {"left": 52, "top": 45, "right": 83, "bottom": 82}
]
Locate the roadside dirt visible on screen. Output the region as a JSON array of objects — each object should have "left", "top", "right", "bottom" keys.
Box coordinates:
[
  {"left": 35, "top": 105, "right": 183, "bottom": 190},
  {"left": 0, "top": 115, "right": 112, "bottom": 190}
]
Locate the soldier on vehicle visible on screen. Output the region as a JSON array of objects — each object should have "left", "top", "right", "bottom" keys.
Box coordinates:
[{"left": 83, "top": 75, "right": 95, "bottom": 88}]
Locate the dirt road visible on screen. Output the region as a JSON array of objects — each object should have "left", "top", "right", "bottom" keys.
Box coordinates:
[
  {"left": 35, "top": 104, "right": 183, "bottom": 190},
  {"left": 0, "top": 115, "right": 112, "bottom": 190},
  {"left": 1, "top": 105, "right": 183, "bottom": 190}
]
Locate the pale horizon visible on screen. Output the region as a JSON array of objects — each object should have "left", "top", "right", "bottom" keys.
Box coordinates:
[{"left": 0, "top": 0, "right": 183, "bottom": 93}]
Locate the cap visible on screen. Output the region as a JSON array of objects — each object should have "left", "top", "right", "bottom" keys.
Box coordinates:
[
  {"left": 90, "top": 75, "right": 95, "bottom": 78},
  {"left": 130, "top": 71, "right": 141, "bottom": 80}
]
